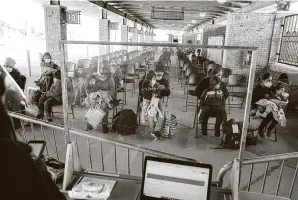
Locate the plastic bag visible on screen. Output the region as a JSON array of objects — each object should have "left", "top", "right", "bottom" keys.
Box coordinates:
[
  {"left": 84, "top": 107, "right": 106, "bottom": 128},
  {"left": 68, "top": 182, "right": 113, "bottom": 200}
]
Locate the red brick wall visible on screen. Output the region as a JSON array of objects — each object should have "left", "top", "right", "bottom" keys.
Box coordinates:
[
  {"left": 223, "top": 13, "right": 275, "bottom": 76},
  {"left": 201, "top": 26, "right": 226, "bottom": 57}
]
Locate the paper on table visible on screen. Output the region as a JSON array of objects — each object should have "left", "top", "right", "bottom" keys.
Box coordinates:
[{"left": 68, "top": 177, "right": 116, "bottom": 200}]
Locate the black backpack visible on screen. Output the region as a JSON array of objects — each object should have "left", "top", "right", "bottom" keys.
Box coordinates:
[
  {"left": 220, "top": 118, "right": 242, "bottom": 150},
  {"left": 112, "top": 109, "right": 138, "bottom": 135}
]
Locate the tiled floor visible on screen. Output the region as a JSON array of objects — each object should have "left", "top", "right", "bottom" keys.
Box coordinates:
[{"left": 14, "top": 54, "right": 298, "bottom": 199}]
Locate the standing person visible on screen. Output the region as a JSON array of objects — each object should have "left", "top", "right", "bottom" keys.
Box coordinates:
[
  {"left": 251, "top": 72, "right": 274, "bottom": 138},
  {"left": 199, "top": 76, "right": 229, "bottom": 137},
  {"left": 73, "top": 67, "right": 87, "bottom": 106},
  {"left": 195, "top": 64, "right": 222, "bottom": 98},
  {"left": 36, "top": 71, "right": 62, "bottom": 122},
  {"left": 0, "top": 76, "right": 66, "bottom": 200},
  {"left": 4, "top": 57, "right": 26, "bottom": 91}
]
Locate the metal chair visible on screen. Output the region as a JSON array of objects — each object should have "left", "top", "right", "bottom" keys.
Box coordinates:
[
  {"left": 181, "top": 62, "right": 191, "bottom": 87},
  {"left": 66, "top": 62, "right": 76, "bottom": 78},
  {"left": 183, "top": 67, "right": 200, "bottom": 95},
  {"left": 227, "top": 74, "right": 247, "bottom": 112},
  {"left": 77, "top": 59, "right": 90, "bottom": 68},
  {"left": 122, "top": 64, "right": 136, "bottom": 104},
  {"left": 221, "top": 68, "right": 232, "bottom": 84},
  {"left": 185, "top": 73, "right": 206, "bottom": 112}
]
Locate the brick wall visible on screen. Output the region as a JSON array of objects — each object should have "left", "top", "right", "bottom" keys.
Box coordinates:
[
  {"left": 201, "top": 26, "right": 226, "bottom": 57},
  {"left": 223, "top": 13, "right": 275, "bottom": 76},
  {"left": 44, "top": 5, "right": 67, "bottom": 67}
]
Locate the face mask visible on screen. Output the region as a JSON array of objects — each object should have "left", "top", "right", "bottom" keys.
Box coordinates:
[
  {"left": 263, "top": 82, "right": 272, "bottom": 88},
  {"left": 44, "top": 58, "right": 51, "bottom": 63},
  {"left": 6, "top": 67, "right": 13, "bottom": 73},
  {"left": 151, "top": 80, "right": 156, "bottom": 85}
]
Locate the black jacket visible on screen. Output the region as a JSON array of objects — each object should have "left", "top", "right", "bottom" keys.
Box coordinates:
[
  {"left": 200, "top": 86, "right": 229, "bottom": 106},
  {"left": 251, "top": 83, "right": 272, "bottom": 109},
  {"left": 0, "top": 139, "right": 66, "bottom": 200},
  {"left": 157, "top": 78, "right": 170, "bottom": 98},
  {"left": 195, "top": 77, "right": 210, "bottom": 98},
  {"left": 9, "top": 68, "right": 26, "bottom": 90}
]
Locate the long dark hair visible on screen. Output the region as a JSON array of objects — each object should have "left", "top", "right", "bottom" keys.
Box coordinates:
[
  {"left": 0, "top": 76, "right": 17, "bottom": 141},
  {"left": 258, "top": 72, "right": 271, "bottom": 82}
]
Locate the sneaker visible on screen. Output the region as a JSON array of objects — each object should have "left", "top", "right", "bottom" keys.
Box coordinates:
[
  {"left": 151, "top": 132, "right": 158, "bottom": 140},
  {"left": 36, "top": 114, "right": 44, "bottom": 119},
  {"left": 267, "top": 130, "right": 272, "bottom": 137},
  {"left": 85, "top": 123, "right": 93, "bottom": 131},
  {"left": 258, "top": 128, "right": 265, "bottom": 139},
  {"left": 102, "top": 124, "right": 109, "bottom": 133}
]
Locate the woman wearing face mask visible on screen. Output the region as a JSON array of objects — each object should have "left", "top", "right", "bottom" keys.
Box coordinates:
[
  {"left": 35, "top": 52, "right": 60, "bottom": 92},
  {"left": 251, "top": 72, "right": 274, "bottom": 138},
  {"left": 85, "top": 67, "right": 116, "bottom": 133}
]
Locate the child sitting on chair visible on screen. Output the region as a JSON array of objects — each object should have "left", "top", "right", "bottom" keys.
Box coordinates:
[
  {"left": 251, "top": 82, "right": 289, "bottom": 136},
  {"left": 199, "top": 76, "right": 229, "bottom": 137},
  {"left": 141, "top": 70, "right": 164, "bottom": 140}
]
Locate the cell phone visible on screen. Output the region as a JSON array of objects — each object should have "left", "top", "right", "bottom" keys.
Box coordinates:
[{"left": 28, "top": 140, "right": 46, "bottom": 159}]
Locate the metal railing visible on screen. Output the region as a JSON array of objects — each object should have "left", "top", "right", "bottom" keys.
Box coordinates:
[
  {"left": 278, "top": 14, "right": 298, "bottom": 66},
  {"left": 217, "top": 152, "right": 298, "bottom": 199},
  {"left": 9, "top": 111, "right": 196, "bottom": 177}
]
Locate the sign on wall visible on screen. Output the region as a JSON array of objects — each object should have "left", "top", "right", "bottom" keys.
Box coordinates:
[
  {"left": 66, "top": 11, "right": 81, "bottom": 24},
  {"left": 109, "top": 22, "right": 119, "bottom": 30}
]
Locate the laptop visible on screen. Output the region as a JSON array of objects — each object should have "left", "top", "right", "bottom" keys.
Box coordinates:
[{"left": 141, "top": 156, "right": 212, "bottom": 200}]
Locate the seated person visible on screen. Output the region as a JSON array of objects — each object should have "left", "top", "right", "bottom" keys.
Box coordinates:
[
  {"left": 36, "top": 71, "right": 62, "bottom": 122},
  {"left": 251, "top": 82, "right": 289, "bottom": 137},
  {"left": 85, "top": 67, "right": 116, "bottom": 133},
  {"left": 4, "top": 57, "right": 26, "bottom": 91},
  {"left": 155, "top": 65, "right": 171, "bottom": 98},
  {"left": 35, "top": 52, "right": 59, "bottom": 92},
  {"left": 73, "top": 67, "right": 87, "bottom": 106},
  {"left": 141, "top": 71, "right": 166, "bottom": 139},
  {"left": 199, "top": 76, "right": 229, "bottom": 137}
]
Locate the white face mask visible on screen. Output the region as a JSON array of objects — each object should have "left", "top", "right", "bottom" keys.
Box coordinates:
[
  {"left": 151, "top": 80, "right": 156, "bottom": 85},
  {"left": 6, "top": 67, "right": 13, "bottom": 73},
  {"left": 263, "top": 82, "right": 272, "bottom": 88},
  {"left": 44, "top": 58, "right": 51, "bottom": 64}
]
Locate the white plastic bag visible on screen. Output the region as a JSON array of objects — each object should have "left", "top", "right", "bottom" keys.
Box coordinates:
[{"left": 84, "top": 107, "right": 106, "bottom": 128}]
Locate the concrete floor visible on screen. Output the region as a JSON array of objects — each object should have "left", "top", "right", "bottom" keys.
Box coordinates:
[{"left": 13, "top": 54, "right": 298, "bottom": 199}]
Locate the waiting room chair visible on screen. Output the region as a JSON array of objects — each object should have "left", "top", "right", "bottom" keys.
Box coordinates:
[
  {"left": 66, "top": 62, "right": 76, "bottom": 78},
  {"left": 122, "top": 64, "right": 136, "bottom": 104},
  {"left": 52, "top": 78, "right": 75, "bottom": 119},
  {"left": 183, "top": 67, "right": 200, "bottom": 95},
  {"left": 227, "top": 74, "right": 247, "bottom": 112},
  {"left": 185, "top": 73, "right": 206, "bottom": 112},
  {"left": 77, "top": 59, "right": 90, "bottom": 69},
  {"left": 221, "top": 68, "right": 232, "bottom": 85}
]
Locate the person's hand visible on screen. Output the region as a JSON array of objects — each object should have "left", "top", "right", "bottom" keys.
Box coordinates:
[
  {"left": 158, "top": 85, "right": 165, "bottom": 90},
  {"left": 265, "top": 94, "right": 270, "bottom": 99}
]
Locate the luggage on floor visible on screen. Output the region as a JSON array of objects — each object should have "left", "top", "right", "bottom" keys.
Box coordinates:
[
  {"left": 45, "top": 157, "right": 65, "bottom": 183},
  {"left": 220, "top": 118, "right": 242, "bottom": 150},
  {"left": 161, "top": 109, "right": 177, "bottom": 138},
  {"left": 27, "top": 86, "right": 42, "bottom": 106},
  {"left": 84, "top": 107, "right": 106, "bottom": 129},
  {"left": 112, "top": 109, "right": 138, "bottom": 135}
]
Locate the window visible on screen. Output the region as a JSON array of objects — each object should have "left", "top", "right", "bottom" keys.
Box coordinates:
[{"left": 278, "top": 14, "right": 298, "bottom": 66}]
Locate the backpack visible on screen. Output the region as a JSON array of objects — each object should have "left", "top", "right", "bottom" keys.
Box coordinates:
[
  {"left": 112, "top": 109, "right": 138, "bottom": 135},
  {"left": 161, "top": 109, "right": 177, "bottom": 138},
  {"left": 220, "top": 118, "right": 242, "bottom": 150}
]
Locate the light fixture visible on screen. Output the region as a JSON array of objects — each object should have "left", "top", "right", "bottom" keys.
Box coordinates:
[
  {"left": 191, "top": 20, "right": 197, "bottom": 24},
  {"left": 187, "top": 24, "right": 192, "bottom": 26},
  {"left": 217, "top": 0, "right": 226, "bottom": 4},
  {"left": 200, "top": 12, "right": 206, "bottom": 17}
]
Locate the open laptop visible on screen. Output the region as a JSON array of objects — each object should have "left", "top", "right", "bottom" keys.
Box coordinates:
[{"left": 141, "top": 156, "right": 212, "bottom": 200}]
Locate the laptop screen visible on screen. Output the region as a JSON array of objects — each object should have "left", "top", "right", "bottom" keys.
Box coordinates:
[{"left": 142, "top": 160, "right": 211, "bottom": 200}]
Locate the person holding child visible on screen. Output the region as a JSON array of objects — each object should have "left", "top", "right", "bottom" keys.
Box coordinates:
[
  {"left": 141, "top": 70, "right": 168, "bottom": 139},
  {"left": 251, "top": 73, "right": 274, "bottom": 138},
  {"left": 251, "top": 80, "right": 289, "bottom": 138},
  {"left": 199, "top": 76, "right": 229, "bottom": 137}
]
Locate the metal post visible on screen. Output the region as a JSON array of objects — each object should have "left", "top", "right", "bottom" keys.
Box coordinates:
[
  {"left": 238, "top": 50, "right": 257, "bottom": 160},
  {"left": 26, "top": 50, "right": 31, "bottom": 76},
  {"left": 60, "top": 43, "right": 70, "bottom": 144}
]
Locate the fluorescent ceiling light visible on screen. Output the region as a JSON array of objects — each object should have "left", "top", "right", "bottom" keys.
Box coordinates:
[
  {"left": 217, "top": 0, "right": 226, "bottom": 4},
  {"left": 191, "top": 20, "right": 197, "bottom": 24},
  {"left": 200, "top": 12, "right": 206, "bottom": 17}
]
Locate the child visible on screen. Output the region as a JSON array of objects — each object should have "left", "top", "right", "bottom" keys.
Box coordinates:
[
  {"left": 251, "top": 82, "right": 289, "bottom": 137},
  {"left": 199, "top": 76, "right": 229, "bottom": 137},
  {"left": 141, "top": 70, "right": 164, "bottom": 139}
]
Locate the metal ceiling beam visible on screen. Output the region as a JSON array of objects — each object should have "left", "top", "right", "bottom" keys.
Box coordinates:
[{"left": 88, "top": 1, "right": 152, "bottom": 28}]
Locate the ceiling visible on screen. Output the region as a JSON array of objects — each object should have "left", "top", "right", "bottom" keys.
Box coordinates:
[{"left": 105, "top": 0, "right": 255, "bottom": 30}]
